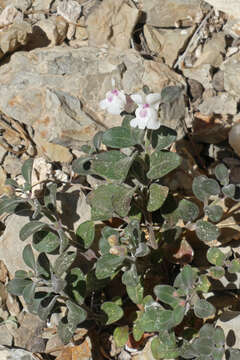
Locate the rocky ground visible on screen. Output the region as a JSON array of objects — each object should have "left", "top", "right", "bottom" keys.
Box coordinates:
[{"left": 1, "top": 0, "right": 240, "bottom": 359}]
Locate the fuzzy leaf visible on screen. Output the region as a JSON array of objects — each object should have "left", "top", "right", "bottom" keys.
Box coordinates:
[
  {"left": 95, "top": 254, "right": 125, "bottom": 279},
  {"left": 21, "top": 158, "right": 34, "bottom": 185},
  {"left": 76, "top": 220, "right": 95, "bottom": 249},
  {"left": 102, "top": 126, "right": 141, "bottom": 148},
  {"left": 113, "top": 326, "right": 129, "bottom": 347},
  {"left": 209, "top": 266, "right": 225, "bottom": 279},
  {"left": 66, "top": 300, "right": 87, "bottom": 327},
  {"left": 7, "top": 278, "right": 32, "bottom": 296},
  {"left": 38, "top": 294, "right": 58, "bottom": 321},
  {"left": 22, "top": 281, "right": 36, "bottom": 304},
  {"left": 214, "top": 163, "right": 229, "bottom": 186},
  {"left": 194, "top": 299, "right": 215, "bottom": 319},
  {"left": 147, "top": 183, "right": 169, "bottom": 212},
  {"left": 72, "top": 156, "right": 93, "bottom": 175},
  {"left": 151, "top": 332, "right": 180, "bottom": 359},
  {"left": 0, "top": 196, "right": 25, "bottom": 215},
  {"left": 33, "top": 231, "right": 59, "bottom": 253},
  {"left": 147, "top": 150, "right": 181, "bottom": 180},
  {"left": 151, "top": 125, "right": 177, "bottom": 150},
  {"left": 112, "top": 186, "right": 134, "bottom": 217},
  {"left": 22, "top": 244, "right": 35, "bottom": 270},
  {"left": 178, "top": 199, "right": 199, "bottom": 223},
  {"left": 122, "top": 264, "right": 139, "bottom": 287},
  {"left": 54, "top": 251, "right": 76, "bottom": 277},
  {"left": 154, "top": 285, "right": 180, "bottom": 309},
  {"left": 126, "top": 283, "right": 144, "bottom": 305},
  {"left": 196, "top": 220, "right": 220, "bottom": 242},
  {"left": 101, "top": 302, "right": 123, "bottom": 325},
  {"left": 228, "top": 259, "right": 240, "bottom": 273},
  {"left": 204, "top": 205, "right": 223, "bottom": 223},
  {"left": 19, "top": 221, "right": 48, "bottom": 241},
  {"left": 207, "top": 247, "right": 225, "bottom": 266}
]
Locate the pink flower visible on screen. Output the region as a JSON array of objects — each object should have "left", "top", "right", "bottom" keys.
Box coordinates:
[
  {"left": 130, "top": 93, "right": 161, "bottom": 130},
  {"left": 99, "top": 89, "right": 126, "bottom": 115}
]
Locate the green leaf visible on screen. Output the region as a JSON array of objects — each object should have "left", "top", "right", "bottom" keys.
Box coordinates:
[
  {"left": 151, "top": 126, "right": 177, "bottom": 150},
  {"left": 5, "top": 178, "right": 19, "bottom": 188},
  {"left": 201, "top": 179, "right": 220, "bottom": 196},
  {"left": 72, "top": 156, "right": 93, "bottom": 175},
  {"left": 122, "top": 264, "right": 139, "bottom": 287},
  {"left": 38, "top": 294, "right": 58, "bottom": 321},
  {"left": 66, "top": 300, "right": 87, "bottom": 327},
  {"left": 194, "top": 299, "right": 215, "bottom": 319},
  {"left": 21, "top": 158, "right": 34, "bottom": 185},
  {"left": 209, "top": 266, "right": 225, "bottom": 279},
  {"left": 101, "top": 302, "right": 123, "bottom": 325},
  {"left": 99, "top": 227, "right": 118, "bottom": 255},
  {"left": 113, "top": 326, "right": 129, "bottom": 347},
  {"left": 112, "top": 186, "right": 134, "bottom": 217},
  {"left": 22, "top": 244, "right": 35, "bottom": 270},
  {"left": 92, "top": 151, "right": 134, "bottom": 182},
  {"left": 126, "top": 283, "right": 144, "bottom": 304},
  {"left": 196, "top": 275, "right": 211, "bottom": 293},
  {"left": 147, "top": 184, "right": 169, "bottom": 212},
  {"left": 19, "top": 221, "right": 48, "bottom": 241},
  {"left": 228, "top": 349, "right": 240, "bottom": 360},
  {"left": 207, "top": 247, "right": 225, "bottom": 266},
  {"left": 95, "top": 254, "right": 125, "bottom": 279},
  {"left": 54, "top": 251, "right": 76, "bottom": 277},
  {"left": 33, "top": 231, "right": 59, "bottom": 253},
  {"left": 172, "top": 304, "right": 185, "bottom": 326},
  {"left": 0, "top": 196, "right": 24, "bottom": 215},
  {"left": 154, "top": 285, "right": 180, "bottom": 309},
  {"left": 102, "top": 126, "right": 141, "bottom": 148},
  {"left": 147, "top": 150, "right": 182, "bottom": 180},
  {"left": 192, "top": 337, "right": 214, "bottom": 355},
  {"left": 58, "top": 318, "right": 74, "bottom": 345},
  {"left": 36, "top": 253, "right": 51, "bottom": 278},
  {"left": 205, "top": 205, "right": 223, "bottom": 223},
  {"left": 66, "top": 268, "right": 86, "bottom": 305},
  {"left": 7, "top": 278, "right": 32, "bottom": 296},
  {"left": 192, "top": 175, "right": 209, "bottom": 202},
  {"left": 222, "top": 184, "right": 236, "bottom": 199},
  {"left": 135, "top": 242, "right": 150, "bottom": 257},
  {"left": 88, "top": 184, "right": 123, "bottom": 221},
  {"left": 161, "top": 86, "right": 182, "bottom": 104},
  {"left": 196, "top": 220, "right": 220, "bottom": 242},
  {"left": 178, "top": 199, "right": 199, "bottom": 223},
  {"left": 140, "top": 308, "right": 173, "bottom": 332},
  {"left": 151, "top": 332, "right": 180, "bottom": 359},
  {"left": 181, "top": 265, "right": 197, "bottom": 289},
  {"left": 22, "top": 281, "right": 36, "bottom": 304},
  {"left": 44, "top": 183, "right": 57, "bottom": 209},
  {"left": 76, "top": 220, "right": 95, "bottom": 249},
  {"left": 93, "top": 131, "right": 103, "bottom": 150},
  {"left": 214, "top": 163, "right": 229, "bottom": 186},
  {"left": 228, "top": 259, "right": 240, "bottom": 273}
]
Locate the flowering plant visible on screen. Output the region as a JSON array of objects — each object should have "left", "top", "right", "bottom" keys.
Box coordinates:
[{"left": 3, "top": 85, "right": 240, "bottom": 359}]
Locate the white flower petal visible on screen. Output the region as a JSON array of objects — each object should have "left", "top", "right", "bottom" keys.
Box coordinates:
[
  {"left": 99, "top": 99, "right": 107, "bottom": 110},
  {"left": 130, "top": 118, "right": 138, "bottom": 128},
  {"left": 137, "top": 118, "right": 148, "bottom": 129},
  {"left": 107, "top": 101, "right": 123, "bottom": 115},
  {"left": 130, "top": 94, "right": 144, "bottom": 105},
  {"left": 147, "top": 117, "right": 161, "bottom": 130},
  {"left": 146, "top": 93, "right": 161, "bottom": 105},
  {"left": 118, "top": 91, "right": 127, "bottom": 104}
]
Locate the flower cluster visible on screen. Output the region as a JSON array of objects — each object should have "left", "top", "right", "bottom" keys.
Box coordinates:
[{"left": 100, "top": 88, "right": 161, "bottom": 130}]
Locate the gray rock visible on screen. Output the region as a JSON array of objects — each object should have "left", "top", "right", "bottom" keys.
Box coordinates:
[
  {"left": 216, "top": 311, "right": 240, "bottom": 348},
  {"left": 142, "top": 0, "right": 202, "bottom": 27},
  {"left": 183, "top": 64, "right": 212, "bottom": 89},
  {"left": 198, "top": 93, "right": 237, "bottom": 115},
  {"left": 204, "top": 0, "right": 240, "bottom": 18},
  {"left": 220, "top": 53, "right": 240, "bottom": 97},
  {"left": 86, "top": 0, "right": 140, "bottom": 50},
  {"left": 0, "top": 346, "right": 36, "bottom": 360},
  {"left": 0, "top": 0, "right": 32, "bottom": 11},
  {"left": 0, "top": 21, "right": 32, "bottom": 58},
  {"left": 0, "top": 325, "right": 12, "bottom": 346},
  {"left": 193, "top": 32, "right": 226, "bottom": 68},
  {"left": 0, "top": 46, "right": 185, "bottom": 148},
  {"left": 212, "top": 70, "right": 224, "bottom": 92}
]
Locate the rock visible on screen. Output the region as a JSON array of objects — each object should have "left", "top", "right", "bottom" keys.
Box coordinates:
[
  {"left": 216, "top": 311, "right": 240, "bottom": 348},
  {"left": 0, "top": 5, "right": 23, "bottom": 26},
  {"left": 0, "top": 346, "right": 37, "bottom": 360},
  {"left": 132, "top": 338, "right": 156, "bottom": 360},
  {"left": 0, "top": 0, "right": 32, "bottom": 12},
  {"left": 220, "top": 53, "right": 240, "bottom": 97},
  {"left": 183, "top": 64, "right": 212, "bottom": 89},
  {"left": 193, "top": 32, "right": 226, "bottom": 68},
  {"left": 0, "top": 324, "right": 12, "bottom": 346},
  {"left": 142, "top": 0, "right": 202, "bottom": 27},
  {"left": 12, "top": 312, "right": 46, "bottom": 352},
  {"left": 45, "top": 334, "right": 63, "bottom": 357},
  {"left": 0, "top": 46, "right": 185, "bottom": 149},
  {"left": 3, "top": 154, "right": 23, "bottom": 177},
  {"left": 34, "top": 133, "right": 73, "bottom": 163},
  {"left": 28, "top": 16, "right": 68, "bottom": 48},
  {"left": 57, "top": 0, "right": 82, "bottom": 40},
  {"left": 0, "top": 21, "right": 32, "bottom": 58},
  {"left": 86, "top": 0, "right": 140, "bottom": 50},
  {"left": 212, "top": 70, "right": 224, "bottom": 92},
  {"left": 198, "top": 93, "right": 237, "bottom": 115},
  {"left": 204, "top": 0, "right": 240, "bottom": 18},
  {"left": 224, "top": 17, "right": 240, "bottom": 38},
  {"left": 144, "top": 25, "right": 194, "bottom": 67},
  {"left": 188, "top": 79, "right": 204, "bottom": 101}
]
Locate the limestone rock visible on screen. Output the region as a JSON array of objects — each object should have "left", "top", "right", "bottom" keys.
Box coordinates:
[
  {"left": 142, "top": 0, "right": 202, "bottom": 27},
  {"left": 0, "top": 346, "right": 37, "bottom": 360},
  {"left": 198, "top": 93, "right": 237, "bottom": 115},
  {"left": 86, "top": 0, "right": 140, "bottom": 50},
  {"left": 220, "top": 53, "right": 240, "bottom": 97},
  {"left": 193, "top": 32, "right": 226, "bottom": 68},
  {"left": 144, "top": 25, "right": 194, "bottom": 67},
  {"left": 0, "top": 5, "right": 23, "bottom": 27},
  {"left": 183, "top": 64, "right": 212, "bottom": 89},
  {"left": 0, "top": 324, "right": 12, "bottom": 346},
  {"left": 34, "top": 133, "right": 73, "bottom": 163},
  {"left": 0, "top": 21, "right": 32, "bottom": 57},
  {"left": 216, "top": 311, "right": 240, "bottom": 348},
  {"left": 204, "top": 0, "right": 240, "bottom": 18},
  {"left": 0, "top": 46, "right": 185, "bottom": 149},
  {"left": 0, "top": 0, "right": 32, "bottom": 12}
]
